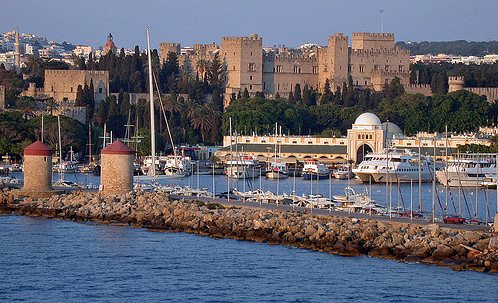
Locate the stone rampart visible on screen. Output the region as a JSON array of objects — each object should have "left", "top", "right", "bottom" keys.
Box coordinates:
[{"left": 0, "top": 190, "right": 496, "bottom": 273}]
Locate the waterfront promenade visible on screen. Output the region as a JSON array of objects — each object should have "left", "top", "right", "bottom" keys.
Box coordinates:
[{"left": 171, "top": 194, "right": 492, "bottom": 233}]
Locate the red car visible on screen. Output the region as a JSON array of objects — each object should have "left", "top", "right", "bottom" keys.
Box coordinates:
[{"left": 443, "top": 215, "right": 466, "bottom": 224}]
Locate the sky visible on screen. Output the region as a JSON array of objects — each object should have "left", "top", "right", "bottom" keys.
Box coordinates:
[{"left": 2, "top": 0, "right": 497, "bottom": 50}]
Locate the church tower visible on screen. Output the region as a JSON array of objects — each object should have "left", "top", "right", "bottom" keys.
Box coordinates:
[{"left": 103, "top": 33, "right": 117, "bottom": 55}]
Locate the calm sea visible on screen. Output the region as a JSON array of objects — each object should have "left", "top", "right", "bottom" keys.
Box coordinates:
[
  {"left": 0, "top": 214, "right": 497, "bottom": 302},
  {"left": 0, "top": 215, "right": 498, "bottom": 302}
]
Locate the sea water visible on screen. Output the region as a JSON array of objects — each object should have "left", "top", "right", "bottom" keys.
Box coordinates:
[{"left": 0, "top": 214, "right": 497, "bottom": 302}]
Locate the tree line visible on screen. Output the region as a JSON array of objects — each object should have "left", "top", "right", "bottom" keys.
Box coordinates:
[
  {"left": 396, "top": 40, "right": 498, "bottom": 57},
  {"left": 223, "top": 78, "right": 492, "bottom": 138}
]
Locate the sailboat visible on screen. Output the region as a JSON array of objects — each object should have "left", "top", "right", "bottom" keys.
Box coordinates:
[
  {"left": 134, "top": 27, "right": 185, "bottom": 182},
  {"left": 266, "top": 123, "right": 289, "bottom": 180}
]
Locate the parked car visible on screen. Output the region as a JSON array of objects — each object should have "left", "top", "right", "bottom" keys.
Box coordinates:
[
  {"left": 216, "top": 191, "right": 238, "bottom": 200},
  {"left": 443, "top": 215, "right": 466, "bottom": 224}
]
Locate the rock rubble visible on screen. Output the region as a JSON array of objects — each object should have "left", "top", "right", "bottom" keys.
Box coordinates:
[{"left": 0, "top": 189, "right": 497, "bottom": 274}]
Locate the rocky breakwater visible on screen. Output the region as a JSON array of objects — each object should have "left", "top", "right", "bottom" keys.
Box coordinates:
[{"left": 0, "top": 189, "right": 497, "bottom": 273}]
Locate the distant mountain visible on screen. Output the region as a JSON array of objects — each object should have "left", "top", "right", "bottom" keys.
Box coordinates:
[{"left": 396, "top": 40, "right": 498, "bottom": 57}]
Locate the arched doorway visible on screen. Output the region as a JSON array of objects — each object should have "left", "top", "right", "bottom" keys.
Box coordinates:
[{"left": 356, "top": 144, "right": 372, "bottom": 164}]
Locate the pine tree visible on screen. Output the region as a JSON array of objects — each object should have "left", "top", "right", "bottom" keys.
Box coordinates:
[
  {"left": 242, "top": 87, "right": 250, "bottom": 99},
  {"left": 207, "top": 53, "right": 224, "bottom": 92},
  {"left": 294, "top": 84, "right": 302, "bottom": 102},
  {"left": 75, "top": 85, "right": 85, "bottom": 106}
]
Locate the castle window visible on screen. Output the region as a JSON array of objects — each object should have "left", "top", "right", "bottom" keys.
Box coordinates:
[
  {"left": 250, "top": 52, "right": 253, "bottom": 56},
  {"left": 365, "top": 81, "right": 368, "bottom": 85},
  {"left": 51, "top": 86, "right": 54, "bottom": 92},
  {"left": 277, "top": 84, "right": 280, "bottom": 90},
  {"left": 359, "top": 65, "right": 365, "bottom": 73},
  {"left": 233, "top": 66, "right": 236, "bottom": 70},
  {"left": 99, "top": 88, "right": 103, "bottom": 93},
  {"left": 312, "top": 66, "right": 318, "bottom": 73},
  {"left": 385, "top": 65, "right": 391, "bottom": 71},
  {"left": 293, "top": 66, "right": 301, "bottom": 73},
  {"left": 356, "top": 81, "right": 358, "bottom": 85},
  {"left": 250, "top": 76, "right": 253, "bottom": 80},
  {"left": 348, "top": 65, "right": 352, "bottom": 72},
  {"left": 70, "top": 87, "right": 73, "bottom": 92},
  {"left": 248, "top": 63, "right": 255, "bottom": 71},
  {"left": 358, "top": 135, "right": 361, "bottom": 139},
  {"left": 276, "top": 65, "right": 282, "bottom": 73},
  {"left": 398, "top": 65, "right": 404, "bottom": 72},
  {"left": 374, "top": 65, "right": 381, "bottom": 71},
  {"left": 324, "top": 65, "right": 328, "bottom": 72},
  {"left": 263, "top": 82, "right": 265, "bottom": 89}
]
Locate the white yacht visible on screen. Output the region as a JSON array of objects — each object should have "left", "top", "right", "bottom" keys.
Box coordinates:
[
  {"left": 302, "top": 159, "right": 330, "bottom": 180},
  {"left": 435, "top": 154, "right": 496, "bottom": 187},
  {"left": 266, "top": 161, "right": 289, "bottom": 179},
  {"left": 226, "top": 156, "right": 261, "bottom": 179},
  {"left": 333, "top": 187, "right": 386, "bottom": 214},
  {"left": 352, "top": 149, "right": 433, "bottom": 183},
  {"left": 164, "top": 154, "right": 192, "bottom": 176}
]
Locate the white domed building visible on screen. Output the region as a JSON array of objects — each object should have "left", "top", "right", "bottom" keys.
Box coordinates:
[{"left": 347, "top": 112, "right": 404, "bottom": 163}]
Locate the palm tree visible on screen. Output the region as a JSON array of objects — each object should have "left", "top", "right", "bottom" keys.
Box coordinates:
[
  {"left": 16, "top": 97, "right": 35, "bottom": 119},
  {"left": 190, "top": 104, "right": 221, "bottom": 142},
  {"left": 183, "top": 99, "right": 201, "bottom": 121}
]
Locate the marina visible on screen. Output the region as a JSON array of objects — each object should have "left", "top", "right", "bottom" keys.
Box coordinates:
[{"left": 6, "top": 161, "right": 497, "bottom": 225}]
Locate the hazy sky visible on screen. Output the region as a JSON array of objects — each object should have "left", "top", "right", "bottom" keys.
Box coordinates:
[{"left": 3, "top": 0, "right": 497, "bottom": 49}]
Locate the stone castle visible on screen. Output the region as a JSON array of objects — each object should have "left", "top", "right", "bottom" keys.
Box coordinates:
[
  {"left": 448, "top": 76, "right": 498, "bottom": 103},
  {"left": 24, "top": 69, "right": 109, "bottom": 104},
  {"left": 160, "top": 33, "right": 410, "bottom": 103}
]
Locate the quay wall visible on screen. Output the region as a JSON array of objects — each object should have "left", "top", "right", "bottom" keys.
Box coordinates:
[{"left": 0, "top": 190, "right": 497, "bottom": 273}]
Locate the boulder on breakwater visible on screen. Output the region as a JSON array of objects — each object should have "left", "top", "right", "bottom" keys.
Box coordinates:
[{"left": 0, "top": 189, "right": 496, "bottom": 273}]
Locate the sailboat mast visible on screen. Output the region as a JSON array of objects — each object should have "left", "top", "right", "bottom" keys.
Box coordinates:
[
  {"left": 88, "top": 124, "right": 92, "bottom": 163},
  {"left": 146, "top": 27, "right": 156, "bottom": 176}
]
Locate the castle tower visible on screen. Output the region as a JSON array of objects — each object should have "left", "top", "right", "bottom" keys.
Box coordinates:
[
  {"left": 14, "top": 29, "right": 20, "bottom": 70},
  {"left": 103, "top": 33, "right": 117, "bottom": 55},
  {"left": 159, "top": 43, "right": 181, "bottom": 64},
  {"left": 22, "top": 141, "right": 54, "bottom": 193},
  {"left": 100, "top": 140, "right": 134, "bottom": 195},
  {"left": 351, "top": 32, "right": 394, "bottom": 50},
  {"left": 448, "top": 76, "right": 465, "bottom": 93},
  {"left": 221, "top": 34, "right": 263, "bottom": 103},
  {"left": 321, "top": 34, "right": 349, "bottom": 91}
]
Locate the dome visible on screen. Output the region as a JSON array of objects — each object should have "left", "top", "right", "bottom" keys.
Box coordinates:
[
  {"left": 382, "top": 122, "right": 404, "bottom": 139},
  {"left": 354, "top": 113, "right": 381, "bottom": 126},
  {"left": 105, "top": 40, "right": 116, "bottom": 48}
]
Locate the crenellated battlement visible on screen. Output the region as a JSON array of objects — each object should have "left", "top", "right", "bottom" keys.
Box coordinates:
[
  {"left": 350, "top": 47, "right": 410, "bottom": 56},
  {"left": 352, "top": 32, "right": 394, "bottom": 39},
  {"left": 263, "top": 53, "right": 317, "bottom": 63},
  {"left": 45, "top": 70, "right": 107, "bottom": 75},
  {"left": 222, "top": 34, "right": 262, "bottom": 42}
]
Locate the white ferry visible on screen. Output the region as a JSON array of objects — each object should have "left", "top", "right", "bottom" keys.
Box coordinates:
[
  {"left": 435, "top": 154, "right": 496, "bottom": 187},
  {"left": 352, "top": 149, "right": 433, "bottom": 183}
]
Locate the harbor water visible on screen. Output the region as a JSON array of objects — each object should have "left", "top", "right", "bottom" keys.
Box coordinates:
[{"left": 1, "top": 214, "right": 497, "bottom": 302}]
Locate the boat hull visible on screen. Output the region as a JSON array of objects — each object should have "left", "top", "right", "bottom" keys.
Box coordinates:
[
  {"left": 266, "top": 171, "right": 289, "bottom": 180},
  {"left": 354, "top": 171, "right": 432, "bottom": 183},
  {"left": 302, "top": 172, "right": 330, "bottom": 180}
]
